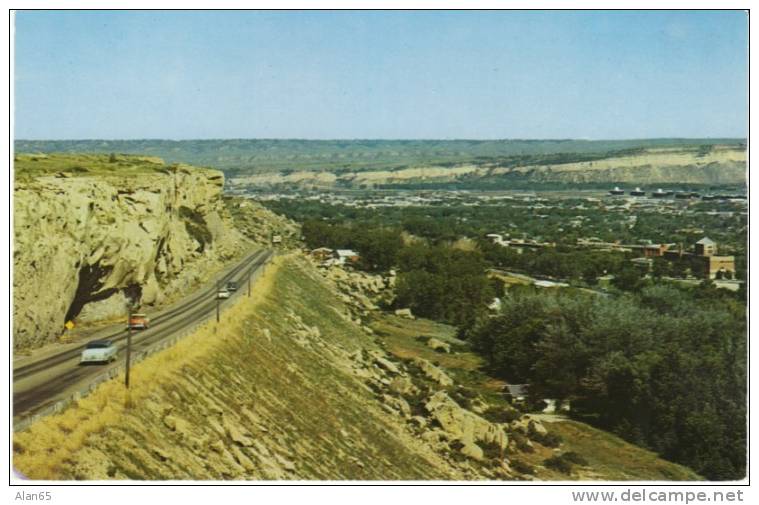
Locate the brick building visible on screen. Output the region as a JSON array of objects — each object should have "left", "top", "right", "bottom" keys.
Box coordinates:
[{"left": 663, "top": 237, "right": 736, "bottom": 279}]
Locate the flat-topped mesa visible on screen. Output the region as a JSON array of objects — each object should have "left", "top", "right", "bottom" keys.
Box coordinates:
[
  {"left": 226, "top": 145, "right": 747, "bottom": 190},
  {"left": 13, "top": 154, "right": 248, "bottom": 350}
]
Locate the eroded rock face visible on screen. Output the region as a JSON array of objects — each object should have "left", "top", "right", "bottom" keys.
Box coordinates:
[
  {"left": 227, "top": 147, "right": 746, "bottom": 190},
  {"left": 426, "top": 338, "right": 451, "bottom": 353},
  {"left": 13, "top": 164, "right": 248, "bottom": 349},
  {"left": 414, "top": 358, "right": 454, "bottom": 387},
  {"left": 425, "top": 391, "right": 508, "bottom": 451}
]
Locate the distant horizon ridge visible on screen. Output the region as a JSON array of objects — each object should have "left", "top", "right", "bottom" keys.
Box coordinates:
[{"left": 14, "top": 137, "right": 747, "bottom": 144}]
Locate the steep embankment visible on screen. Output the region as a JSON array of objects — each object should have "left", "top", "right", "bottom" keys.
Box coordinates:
[
  {"left": 227, "top": 146, "right": 746, "bottom": 189},
  {"left": 13, "top": 255, "right": 700, "bottom": 481},
  {"left": 13, "top": 256, "right": 465, "bottom": 480},
  {"left": 13, "top": 154, "right": 252, "bottom": 350}
]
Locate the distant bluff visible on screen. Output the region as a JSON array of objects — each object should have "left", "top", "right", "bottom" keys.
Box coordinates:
[
  {"left": 14, "top": 139, "right": 746, "bottom": 189},
  {"left": 227, "top": 145, "right": 747, "bottom": 190},
  {"left": 13, "top": 154, "right": 251, "bottom": 350}
]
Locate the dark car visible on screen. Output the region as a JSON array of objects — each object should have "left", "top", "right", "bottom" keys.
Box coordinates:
[{"left": 226, "top": 281, "right": 238, "bottom": 292}]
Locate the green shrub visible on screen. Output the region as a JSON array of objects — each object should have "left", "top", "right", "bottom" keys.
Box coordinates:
[
  {"left": 544, "top": 455, "right": 574, "bottom": 474},
  {"left": 481, "top": 440, "right": 504, "bottom": 461},
  {"left": 510, "top": 458, "right": 535, "bottom": 475},
  {"left": 448, "top": 389, "right": 473, "bottom": 410},
  {"left": 447, "top": 440, "right": 467, "bottom": 463},
  {"left": 528, "top": 424, "right": 562, "bottom": 448},
  {"left": 562, "top": 451, "right": 588, "bottom": 466},
  {"left": 482, "top": 407, "right": 520, "bottom": 424},
  {"left": 457, "top": 387, "right": 478, "bottom": 399},
  {"left": 405, "top": 391, "right": 429, "bottom": 417},
  {"left": 511, "top": 432, "right": 535, "bottom": 453}
]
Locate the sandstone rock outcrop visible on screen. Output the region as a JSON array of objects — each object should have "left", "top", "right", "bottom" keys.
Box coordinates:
[
  {"left": 13, "top": 156, "right": 250, "bottom": 349},
  {"left": 425, "top": 391, "right": 508, "bottom": 451},
  {"left": 414, "top": 358, "right": 454, "bottom": 387},
  {"left": 224, "top": 196, "right": 300, "bottom": 248},
  {"left": 426, "top": 338, "right": 451, "bottom": 353}
]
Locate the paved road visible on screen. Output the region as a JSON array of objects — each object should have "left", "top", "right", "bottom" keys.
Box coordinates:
[{"left": 13, "top": 248, "right": 272, "bottom": 424}]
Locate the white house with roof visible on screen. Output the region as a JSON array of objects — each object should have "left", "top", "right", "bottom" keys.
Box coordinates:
[{"left": 335, "top": 249, "right": 360, "bottom": 265}]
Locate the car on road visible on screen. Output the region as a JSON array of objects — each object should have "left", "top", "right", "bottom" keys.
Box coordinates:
[
  {"left": 217, "top": 288, "right": 231, "bottom": 299},
  {"left": 226, "top": 281, "right": 238, "bottom": 292},
  {"left": 80, "top": 340, "right": 118, "bottom": 364},
  {"left": 128, "top": 313, "right": 150, "bottom": 330}
]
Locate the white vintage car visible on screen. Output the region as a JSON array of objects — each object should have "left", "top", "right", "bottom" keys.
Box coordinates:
[
  {"left": 80, "top": 340, "right": 118, "bottom": 364},
  {"left": 217, "top": 288, "right": 231, "bottom": 299}
]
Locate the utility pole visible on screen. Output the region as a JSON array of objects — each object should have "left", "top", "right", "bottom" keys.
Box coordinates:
[
  {"left": 216, "top": 280, "right": 220, "bottom": 323},
  {"left": 247, "top": 268, "right": 251, "bottom": 297},
  {"left": 125, "top": 304, "right": 132, "bottom": 388}
]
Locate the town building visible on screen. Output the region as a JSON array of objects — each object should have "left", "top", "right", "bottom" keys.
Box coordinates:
[
  {"left": 661, "top": 237, "right": 736, "bottom": 279},
  {"left": 643, "top": 243, "right": 672, "bottom": 258},
  {"left": 503, "top": 384, "right": 529, "bottom": 406},
  {"left": 335, "top": 249, "right": 360, "bottom": 266}
]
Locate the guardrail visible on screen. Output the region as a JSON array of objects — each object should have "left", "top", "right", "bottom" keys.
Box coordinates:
[{"left": 13, "top": 253, "right": 272, "bottom": 432}]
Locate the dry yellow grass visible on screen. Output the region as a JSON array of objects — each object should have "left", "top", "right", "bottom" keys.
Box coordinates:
[
  {"left": 15, "top": 253, "right": 460, "bottom": 480},
  {"left": 13, "top": 256, "right": 284, "bottom": 480}
]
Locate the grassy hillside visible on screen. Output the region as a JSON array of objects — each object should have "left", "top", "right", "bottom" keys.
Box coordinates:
[
  {"left": 13, "top": 254, "right": 700, "bottom": 480},
  {"left": 13, "top": 256, "right": 458, "bottom": 480}
]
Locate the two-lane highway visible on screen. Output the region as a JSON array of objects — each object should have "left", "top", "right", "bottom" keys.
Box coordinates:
[{"left": 13, "top": 248, "right": 272, "bottom": 426}]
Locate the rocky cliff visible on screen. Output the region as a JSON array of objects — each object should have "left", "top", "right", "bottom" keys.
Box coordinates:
[{"left": 13, "top": 154, "right": 250, "bottom": 350}]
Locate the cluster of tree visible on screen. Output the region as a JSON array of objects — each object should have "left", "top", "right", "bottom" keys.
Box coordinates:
[
  {"left": 265, "top": 197, "right": 747, "bottom": 269},
  {"left": 479, "top": 241, "right": 630, "bottom": 285},
  {"left": 302, "top": 219, "right": 497, "bottom": 332},
  {"left": 469, "top": 284, "right": 746, "bottom": 480},
  {"left": 301, "top": 220, "right": 403, "bottom": 272},
  {"left": 394, "top": 244, "right": 494, "bottom": 332}
]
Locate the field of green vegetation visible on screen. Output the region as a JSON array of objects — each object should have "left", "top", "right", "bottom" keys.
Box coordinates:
[
  {"left": 265, "top": 196, "right": 748, "bottom": 281},
  {"left": 14, "top": 138, "right": 744, "bottom": 177}
]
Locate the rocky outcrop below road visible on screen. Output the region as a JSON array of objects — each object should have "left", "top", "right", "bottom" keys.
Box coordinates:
[{"left": 13, "top": 155, "right": 250, "bottom": 349}]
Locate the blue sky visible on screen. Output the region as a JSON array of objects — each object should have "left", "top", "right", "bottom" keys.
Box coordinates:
[{"left": 14, "top": 10, "right": 748, "bottom": 140}]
